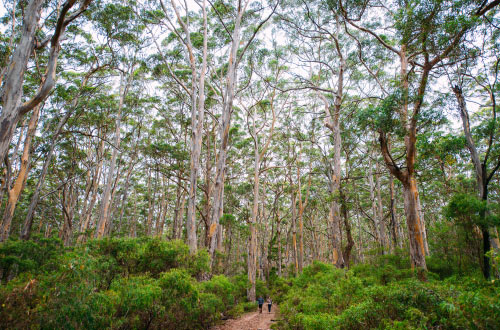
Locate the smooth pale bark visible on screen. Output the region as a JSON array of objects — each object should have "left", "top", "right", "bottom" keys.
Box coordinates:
[
  {"left": 389, "top": 174, "right": 402, "bottom": 250},
  {"left": 0, "top": 104, "right": 40, "bottom": 241},
  {"left": 322, "top": 87, "right": 344, "bottom": 268},
  {"left": 202, "top": 128, "right": 214, "bottom": 248},
  {"left": 340, "top": 187, "right": 354, "bottom": 268},
  {"left": 116, "top": 124, "right": 141, "bottom": 234},
  {"left": 96, "top": 71, "right": 132, "bottom": 238},
  {"left": 377, "top": 45, "right": 428, "bottom": 271},
  {"left": 129, "top": 193, "right": 138, "bottom": 238},
  {"left": 323, "top": 97, "right": 344, "bottom": 268},
  {"left": 367, "top": 156, "right": 380, "bottom": 245},
  {"left": 60, "top": 182, "right": 76, "bottom": 246},
  {"left": 105, "top": 165, "right": 122, "bottom": 236},
  {"left": 344, "top": 0, "right": 499, "bottom": 271},
  {"left": 0, "top": 2, "right": 18, "bottom": 88},
  {"left": 247, "top": 101, "right": 275, "bottom": 300},
  {"left": 22, "top": 67, "right": 100, "bottom": 240},
  {"left": 156, "top": 175, "right": 169, "bottom": 237},
  {"left": 172, "top": 179, "right": 186, "bottom": 239},
  {"left": 0, "top": 0, "right": 44, "bottom": 163},
  {"left": 248, "top": 171, "right": 258, "bottom": 298},
  {"left": 77, "top": 138, "right": 104, "bottom": 242},
  {"left": 216, "top": 196, "right": 224, "bottom": 252},
  {"left": 353, "top": 180, "right": 364, "bottom": 262},
  {"left": 417, "top": 193, "right": 430, "bottom": 256},
  {"left": 375, "top": 160, "right": 388, "bottom": 252},
  {"left": 453, "top": 85, "right": 500, "bottom": 279},
  {"left": 160, "top": 0, "right": 210, "bottom": 252},
  {"left": 246, "top": 91, "right": 276, "bottom": 299},
  {"left": 169, "top": 0, "right": 209, "bottom": 254},
  {"left": 0, "top": 0, "right": 90, "bottom": 239},
  {"left": 117, "top": 155, "right": 138, "bottom": 233},
  {"left": 208, "top": 0, "right": 277, "bottom": 258},
  {"left": 224, "top": 221, "right": 233, "bottom": 273},
  {"left": 145, "top": 168, "right": 154, "bottom": 236},
  {"left": 309, "top": 211, "right": 318, "bottom": 261},
  {"left": 277, "top": 210, "right": 282, "bottom": 277},
  {"left": 290, "top": 179, "right": 299, "bottom": 275},
  {"left": 208, "top": 2, "right": 246, "bottom": 258},
  {"left": 0, "top": 0, "right": 91, "bottom": 164},
  {"left": 341, "top": 156, "right": 354, "bottom": 267},
  {"left": 328, "top": 177, "right": 344, "bottom": 268},
  {"left": 356, "top": 205, "right": 364, "bottom": 262},
  {"left": 317, "top": 18, "right": 345, "bottom": 268},
  {"left": 297, "top": 163, "right": 311, "bottom": 272},
  {"left": 402, "top": 177, "right": 427, "bottom": 270}
]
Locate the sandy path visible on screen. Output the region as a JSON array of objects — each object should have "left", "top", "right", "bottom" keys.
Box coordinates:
[{"left": 212, "top": 305, "right": 278, "bottom": 330}]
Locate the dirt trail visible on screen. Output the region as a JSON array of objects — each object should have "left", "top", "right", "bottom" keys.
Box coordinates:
[{"left": 212, "top": 305, "right": 278, "bottom": 330}]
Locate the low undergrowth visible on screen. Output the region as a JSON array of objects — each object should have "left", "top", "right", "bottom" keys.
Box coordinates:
[
  {"left": 0, "top": 236, "right": 256, "bottom": 329},
  {"left": 274, "top": 258, "right": 500, "bottom": 329}
]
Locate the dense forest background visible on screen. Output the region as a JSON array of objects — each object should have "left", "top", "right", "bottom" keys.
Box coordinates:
[{"left": 1, "top": 0, "right": 500, "bottom": 329}]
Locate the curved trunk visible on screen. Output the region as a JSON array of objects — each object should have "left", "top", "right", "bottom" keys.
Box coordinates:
[
  {"left": 0, "top": 0, "right": 44, "bottom": 163},
  {"left": 208, "top": 11, "right": 242, "bottom": 259},
  {"left": 96, "top": 71, "right": 130, "bottom": 238},
  {"left": 402, "top": 177, "right": 427, "bottom": 270},
  {"left": 0, "top": 104, "right": 40, "bottom": 241}
]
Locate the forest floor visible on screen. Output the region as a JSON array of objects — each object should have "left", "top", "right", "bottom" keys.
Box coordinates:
[{"left": 212, "top": 305, "right": 279, "bottom": 330}]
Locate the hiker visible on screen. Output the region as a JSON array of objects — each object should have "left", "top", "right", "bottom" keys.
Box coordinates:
[
  {"left": 267, "top": 297, "right": 273, "bottom": 313},
  {"left": 257, "top": 296, "right": 264, "bottom": 313}
]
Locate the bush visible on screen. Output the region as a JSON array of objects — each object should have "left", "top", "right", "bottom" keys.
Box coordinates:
[
  {"left": 0, "top": 238, "right": 244, "bottom": 329},
  {"left": 277, "top": 260, "right": 500, "bottom": 329},
  {"left": 0, "top": 236, "right": 63, "bottom": 283}
]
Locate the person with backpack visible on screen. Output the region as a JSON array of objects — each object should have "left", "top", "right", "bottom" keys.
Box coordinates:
[
  {"left": 257, "top": 296, "right": 264, "bottom": 313},
  {"left": 267, "top": 297, "right": 273, "bottom": 313}
]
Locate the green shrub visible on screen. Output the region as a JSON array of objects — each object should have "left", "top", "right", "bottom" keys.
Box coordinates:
[
  {"left": 110, "top": 275, "right": 162, "bottom": 328},
  {"left": 0, "top": 238, "right": 241, "bottom": 329},
  {"left": 277, "top": 260, "right": 500, "bottom": 329},
  {"left": 200, "top": 275, "right": 236, "bottom": 307},
  {"left": 0, "top": 236, "right": 63, "bottom": 283}
]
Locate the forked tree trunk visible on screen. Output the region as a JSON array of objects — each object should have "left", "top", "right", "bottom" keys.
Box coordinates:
[
  {"left": 402, "top": 176, "right": 427, "bottom": 270},
  {"left": 247, "top": 97, "right": 275, "bottom": 300},
  {"left": 453, "top": 84, "right": 500, "bottom": 279},
  {"left": 77, "top": 138, "right": 104, "bottom": 243},
  {"left": 0, "top": 0, "right": 44, "bottom": 163},
  {"left": 208, "top": 0, "right": 276, "bottom": 259},
  {"left": 96, "top": 71, "right": 132, "bottom": 238},
  {"left": 0, "top": 104, "right": 41, "bottom": 241},
  {"left": 0, "top": 0, "right": 91, "bottom": 164},
  {"left": 377, "top": 46, "right": 428, "bottom": 272},
  {"left": 169, "top": 0, "right": 209, "bottom": 254},
  {"left": 22, "top": 67, "right": 101, "bottom": 240},
  {"left": 318, "top": 21, "right": 345, "bottom": 268}
]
